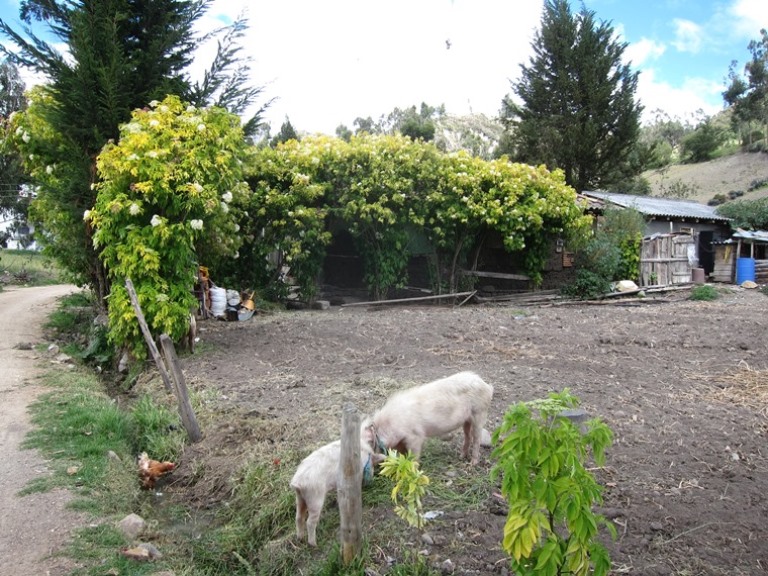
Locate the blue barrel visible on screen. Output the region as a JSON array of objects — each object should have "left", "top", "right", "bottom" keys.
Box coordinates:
[{"left": 736, "top": 257, "right": 756, "bottom": 284}]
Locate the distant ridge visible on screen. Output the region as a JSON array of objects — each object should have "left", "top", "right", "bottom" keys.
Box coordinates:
[{"left": 643, "top": 151, "right": 768, "bottom": 205}]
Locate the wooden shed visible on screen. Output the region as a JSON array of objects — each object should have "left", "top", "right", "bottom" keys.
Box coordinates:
[
  {"left": 640, "top": 233, "right": 696, "bottom": 285},
  {"left": 711, "top": 229, "right": 768, "bottom": 283},
  {"left": 580, "top": 191, "right": 733, "bottom": 285}
]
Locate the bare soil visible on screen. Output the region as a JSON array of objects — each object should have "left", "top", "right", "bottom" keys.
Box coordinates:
[{"left": 175, "top": 285, "right": 768, "bottom": 575}]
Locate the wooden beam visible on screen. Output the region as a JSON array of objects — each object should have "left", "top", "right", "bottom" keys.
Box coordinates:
[
  {"left": 460, "top": 270, "right": 531, "bottom": 281},
  {"left": 340, "top": 291, "right": 476, "bottom": 307}
]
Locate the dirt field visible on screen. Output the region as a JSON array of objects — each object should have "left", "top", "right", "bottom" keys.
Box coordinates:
[{"left": 178, "top": 285, "right": 768, "bottom": 575}]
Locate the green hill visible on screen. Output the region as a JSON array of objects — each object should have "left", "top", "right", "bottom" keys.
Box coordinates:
[{"left": 642, "top": 151, "right": 768, "bottom": 206}]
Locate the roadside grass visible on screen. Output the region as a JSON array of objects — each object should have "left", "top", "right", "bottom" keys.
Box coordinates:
[
  {"left": 178, "top": 436, "right": 491, "bottom": 576},
  {"left": 44, "top": 292, "right": 115, "bottom": 368},
  {"left": 24, "top": 296, "right": 496, "bottom": 575},
  {"left": 0, "top": 248, "right": 64, "bottom": 286}
]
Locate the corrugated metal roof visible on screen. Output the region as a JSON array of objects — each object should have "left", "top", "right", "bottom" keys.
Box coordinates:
[
  {"left": 581, "top": 190, "right": 731, "bottom": 222},
  {"left": 732, "top": 228, "right": 768, "bottom": 241}
]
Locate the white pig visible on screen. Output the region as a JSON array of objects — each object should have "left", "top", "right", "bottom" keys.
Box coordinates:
[
  {"left": 364, "top": 371, "right": 493, "bottom": 465},
  {"left": 290, "top": 438, "right": 383, "bottom": 546}
]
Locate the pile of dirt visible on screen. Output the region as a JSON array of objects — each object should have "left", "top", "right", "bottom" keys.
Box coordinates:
[{"left": 173, "top": 286, "right": 768, "bottom": 575}]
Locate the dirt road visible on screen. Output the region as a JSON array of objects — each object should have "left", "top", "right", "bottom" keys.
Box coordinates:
[{"left": 0, "top": 284, "right": 85, "bottom": 576}]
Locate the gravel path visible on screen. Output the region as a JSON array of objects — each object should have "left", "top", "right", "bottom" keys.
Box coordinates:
[{"left": 0, "top": 284, "right": 85, "bottom": 576}]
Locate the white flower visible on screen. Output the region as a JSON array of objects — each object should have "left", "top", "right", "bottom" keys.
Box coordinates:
[
  {"left": 149, "top": 100, "right": 160, "bottom": 107},
  {"left": 14, "top": 126, "right": 23, "bottom": 136},
  {"left": 159, "top": 105, "right": 169, "bottom": 113},
  {"left": 149, "top": 119, "right": 160, "bottom": 127},
  {"left": 128, "top": 153, "right": 139, "bottom": 161},
  {"left": 90, "top": 183, "right": 96, "bottom": 190},
  {"left": 28, "top": 154, "right": 34, "bottom": 160},
  {"left": 124, "top": 122, "right": 142, "bottom": 133},
  {"left": 193, "top": 182, "right": 203, "bottom": 193},
  {"left": 150, "top": 214, "right": 162, "bottom": 227},
  {"left": 233, "top": 251, "right": 239, "bottom": 259},
  {"left": 129, "top": 203, "right": 140, "bottom": 216},
  {"left": 83, "top": 210, "right": 91, "bottom": 220},
  {"left": 22, "top": 131, "right": 30, "bottom": 143},
  {"left": 220, "top": 202, "right": 229, "bottom": 213},
  {"left": 233, "top": 223, "right": 240, "bottom": 232},
  {"left": 186, "top": 105, "right": 196, "bottom": 113},
  {"left": 46, "top": 165, "right": 53, "bottom": 175},
  {"left": 197, "top": 123, "right": 206, "bottom": 131},
  {"left": 146, "top": 150, "right": 158, "bottom": 158},
  {"left": 190, "top": 219, "right": 204, "bottom": 231},
  {"left": 222, "top": 191, "right": 233, "bottom": 203}
]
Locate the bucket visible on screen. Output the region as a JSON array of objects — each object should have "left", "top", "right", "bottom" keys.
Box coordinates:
[
  {"left": 736, "top": 257, "right": 756, "bottom": 284},
  {"left": 691, "top": 267, "right": 706, "bottom": 284}
]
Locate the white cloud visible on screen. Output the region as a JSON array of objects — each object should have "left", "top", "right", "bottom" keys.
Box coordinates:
[
  {"left": 671, "top": 18, "right": 704, "bottom": 53},
  {"left": 200, "top": 0, "right": 544, "bottom": 135},
  {"left": 635, "top": 68, "right": 722, "bottom": 124},
  {"left": 728, "top": 0, "right": 768, "bottom": 38},
  {"left": 625, "top": 38, "right": 666, "bottom": 67}
]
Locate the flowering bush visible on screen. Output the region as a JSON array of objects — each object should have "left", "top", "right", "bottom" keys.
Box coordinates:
[
  {"left": 87, "top": 95, "right": 250, "bottom": 358},
  {"left": 238, "top": 134, "right": 591, "bottom": 299}
]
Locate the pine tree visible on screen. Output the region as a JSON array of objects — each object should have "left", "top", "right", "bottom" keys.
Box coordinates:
[{"left": 499, "top": 0, "right": 642, "bottom": 192}]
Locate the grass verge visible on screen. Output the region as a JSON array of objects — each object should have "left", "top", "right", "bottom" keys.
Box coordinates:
[{"left": 0, "top": 248, "right": 64, "bottom": 286}]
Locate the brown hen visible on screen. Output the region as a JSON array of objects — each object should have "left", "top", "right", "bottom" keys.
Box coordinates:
[{"left": 138, "top": 452, "right": 176, "bottom": 489}]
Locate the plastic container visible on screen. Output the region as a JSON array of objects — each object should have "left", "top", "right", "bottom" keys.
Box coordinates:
[
  {"left": 736, "top": 257, "right": 756, "bottom": 284},
  {"left": 210, "top": 287, "right": 227, "bottom": 317}
]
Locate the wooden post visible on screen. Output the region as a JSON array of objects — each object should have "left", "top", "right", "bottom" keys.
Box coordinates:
[
  {"left": 159, "top": 334, "right": 202, "bottom": 443},
  {"left": 338, "top": 403, "right": 362, "bottom": 564},
  {"left": 125, "top": 278, "right": 173, "bottom": 392}
]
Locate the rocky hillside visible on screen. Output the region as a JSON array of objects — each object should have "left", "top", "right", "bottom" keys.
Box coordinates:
[{"left": 643, "top": 151, "right": 768, "bottom": 205}]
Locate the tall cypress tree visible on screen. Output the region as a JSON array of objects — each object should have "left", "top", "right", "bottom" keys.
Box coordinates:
[
  {"left": 0, "top": 0, "right": 265, "bottom": 306},
  {"left": 499, "top": 0, "right": 642, "bottom": 192}
]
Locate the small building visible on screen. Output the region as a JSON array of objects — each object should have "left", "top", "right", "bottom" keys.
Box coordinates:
[
  {"left": 711, "top": 229, "right": 768, "bottom": 283},
  {"left": 580, "top": 191, "right": 733, "bottom": 285}
]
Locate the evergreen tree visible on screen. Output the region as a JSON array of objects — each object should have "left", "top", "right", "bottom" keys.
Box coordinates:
[
  {"left": 499, "top": 0, "right": 642, "bottom": 192},
  {"left": 0, "top": 1, "right": 266, "bottom": 305},
  {"left": 0, "top": 59, "right": 28, "bottom": 228},
  {"left": 270, "top": 116, "right": 298, "bottom": 146},
  {"left": 724, "top": 29, "right": 768, "bottom": 146}
]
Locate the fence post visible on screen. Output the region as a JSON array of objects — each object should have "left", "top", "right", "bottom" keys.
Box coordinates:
[
  {"left": 338, "top": 402, "right": 362, "bottom": 564},
  {"left": 159, "top": 334, "right": 202, "bottom": 443},
  {"left": 124, "top": 278, "right": 173, "bottom": 392}
]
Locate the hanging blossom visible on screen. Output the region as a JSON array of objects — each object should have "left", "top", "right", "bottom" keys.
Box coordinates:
[
  {"left": 193, "top": 182, "right": 203, "bottom": 193},
  {"left": 222, "top": 190, "right": 233, "bottom": 203},
  {"left": 190, "top": 219, "right": 204, "bottom": 231},
  {"left": 220, "top": 202, "right": 229, "bottom": 213},
  {"left": 83, "top": 209, "right": 91, "bottom": 221},
  {"left": 150, "top": 214, "right": 162, "bottom": 227},
  {"left": 129, "top": 203, "right": 141, "bottom": 216}
]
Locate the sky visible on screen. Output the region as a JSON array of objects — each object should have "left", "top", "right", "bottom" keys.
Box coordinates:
[{"left": 0, "top": 0, "right": 766, "bottom": 136}]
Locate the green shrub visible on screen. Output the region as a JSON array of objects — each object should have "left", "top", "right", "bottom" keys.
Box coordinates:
[
  {"left": 491, "top": 390, "right": 615, "bottom": 576},
  {"left": 561, "top": 269, "right": 612, "bottom": 300},
  {"left": 378, "top": 449, "right": 430, "bottom": 529},
  {"left": 689, "top": 285, "right": 719, "bottom": 301}
]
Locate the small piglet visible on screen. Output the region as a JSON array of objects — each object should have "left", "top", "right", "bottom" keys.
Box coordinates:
[
  {"left": 290, "top": 438, "right": 384, "bottom": 546},
  {"left": 365, "top": 371, "right": 493, "bottom": 465}
]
